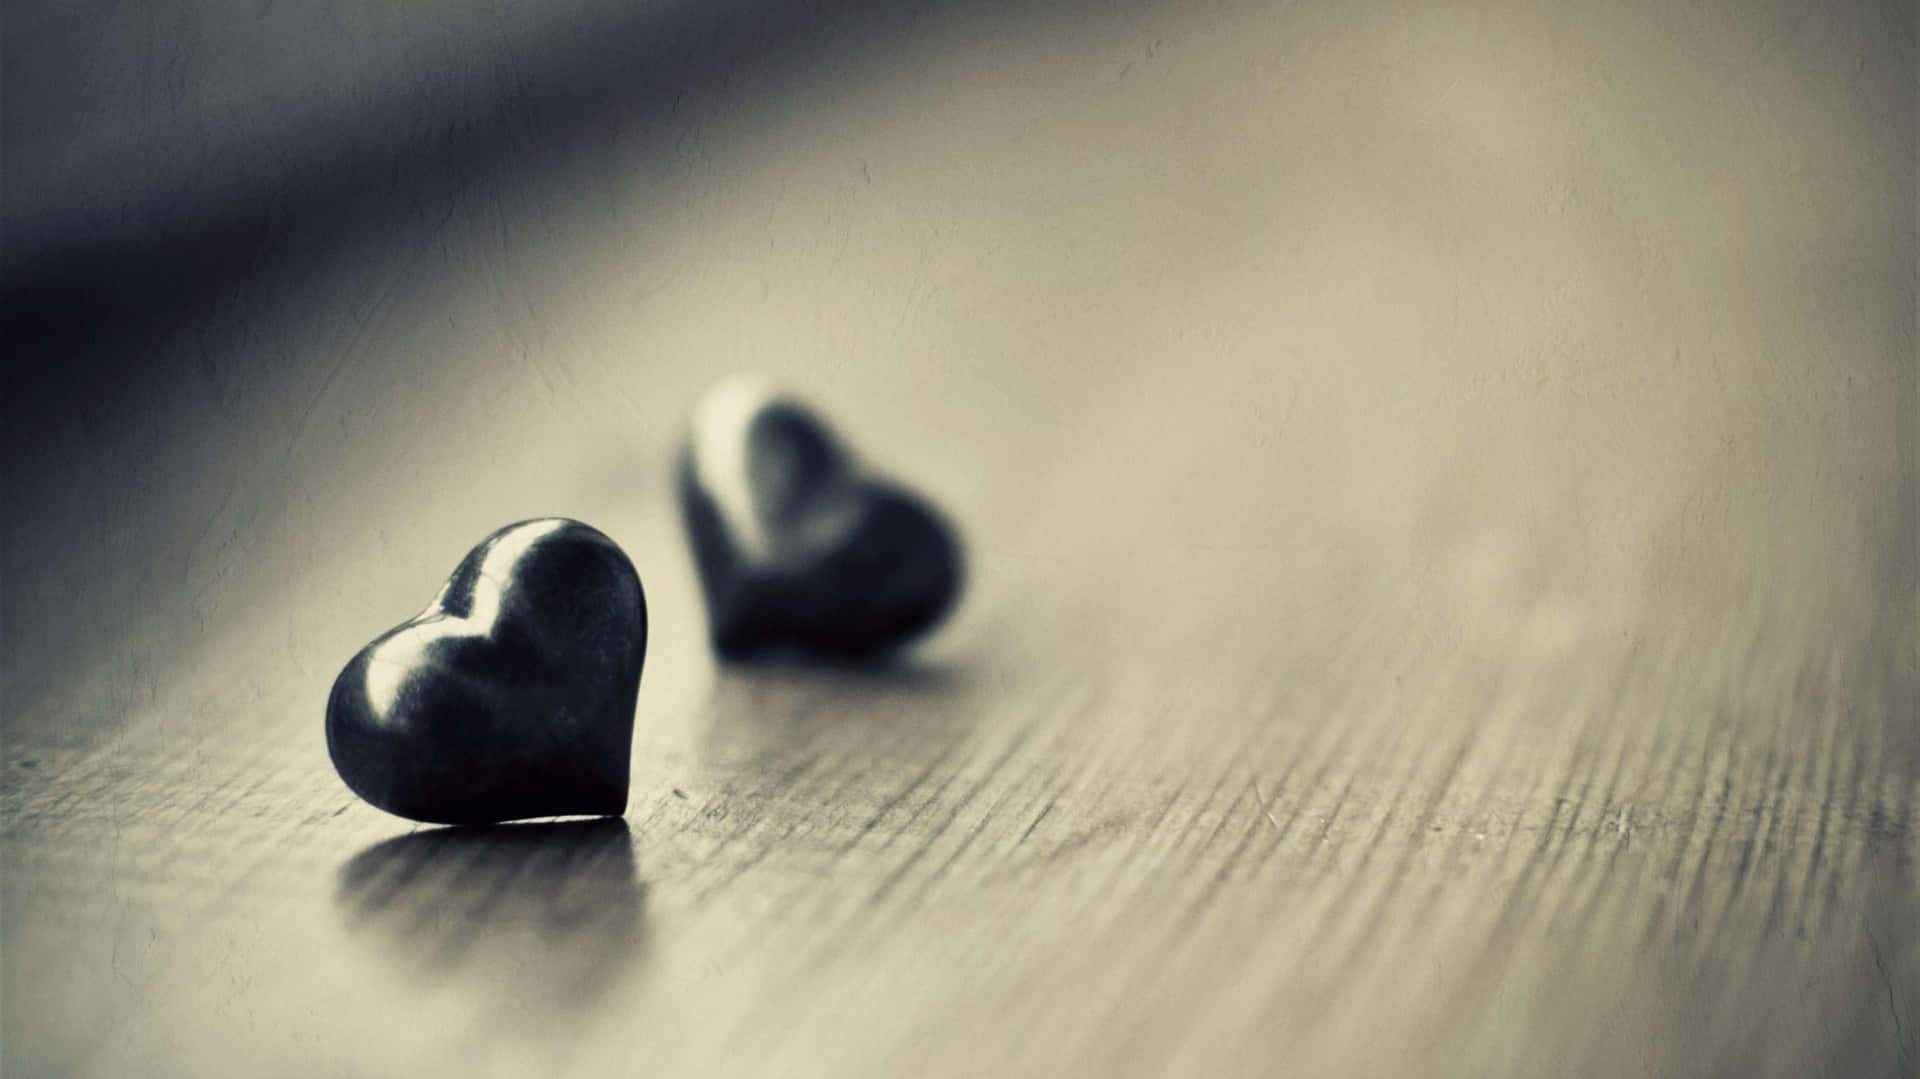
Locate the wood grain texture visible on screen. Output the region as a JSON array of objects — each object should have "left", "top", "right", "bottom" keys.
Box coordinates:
[{"left": 4, "top": 0, "right": 1915, "bottom": 1076}]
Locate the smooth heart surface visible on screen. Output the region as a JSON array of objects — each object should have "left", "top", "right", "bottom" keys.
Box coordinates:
[
  {"left": 326, "top": 518, "right": 647, "bottom": 824},
  {"left": 678, "top": 375, "right": 962, "bottom": 658}
]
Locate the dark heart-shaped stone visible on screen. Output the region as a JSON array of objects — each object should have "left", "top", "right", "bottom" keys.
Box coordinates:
[
  {"left": 677, "top": 375, "right": 963, "bottom": 658},
  {"left": 326, "top": 518, "right": 647, "bottom": 824}
]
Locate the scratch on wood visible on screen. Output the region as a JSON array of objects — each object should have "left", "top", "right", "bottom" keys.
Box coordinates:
[
  {"left": 1017, "top": 797, "right": 1056, "bottom": 846},
  {"left": 1250, "top": 776, "right": 1280, "bottom": 832},
  {"left": 1865, "top": 919, "right": 1915, "bottom": 1072}
]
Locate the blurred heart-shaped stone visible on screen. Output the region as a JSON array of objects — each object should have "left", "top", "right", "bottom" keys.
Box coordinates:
[
  {"left": 326, "top": 518, "right": 647, "bottom": 824},
  {"left": 677, "top": 375, "right": 963, "bottom": 658}
]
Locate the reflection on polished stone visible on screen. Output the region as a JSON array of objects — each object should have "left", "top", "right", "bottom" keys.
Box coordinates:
[
  {"left": 334, "top": 818, "right": 647, "bottom": 1023},
  {"left": 678, "top": 375, "right": 963, "bottom": 659},
  {"left": 326, "top": 518, "right": 648, "bottom": 824}
]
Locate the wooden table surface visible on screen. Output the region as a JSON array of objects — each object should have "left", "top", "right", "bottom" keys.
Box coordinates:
[{"left": 4, "top": 1, "right": 1915, "bottom": 1075}]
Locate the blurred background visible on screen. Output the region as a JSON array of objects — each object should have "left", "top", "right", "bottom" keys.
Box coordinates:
[{"left": 3, "top": 1, "right": 1915, "bottom": 1076}]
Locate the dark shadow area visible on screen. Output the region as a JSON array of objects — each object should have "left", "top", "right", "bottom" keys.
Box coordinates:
[
  {"left": 0, "top": 0, "right": 1120, "bottom": 449},
  {"left": 334, "top": 817, "right": 646, "bottom": 1026}
]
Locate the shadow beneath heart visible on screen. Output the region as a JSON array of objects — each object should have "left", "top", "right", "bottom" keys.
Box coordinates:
[
  {"left": 722, "top": 651, "right": 968, "bottom": 693},
  {"left": 695, "top": 651, "right": 982, "bottom": 771},
  {"left": 334, "top": 817, "right": 647, "bottom": 1028}
]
